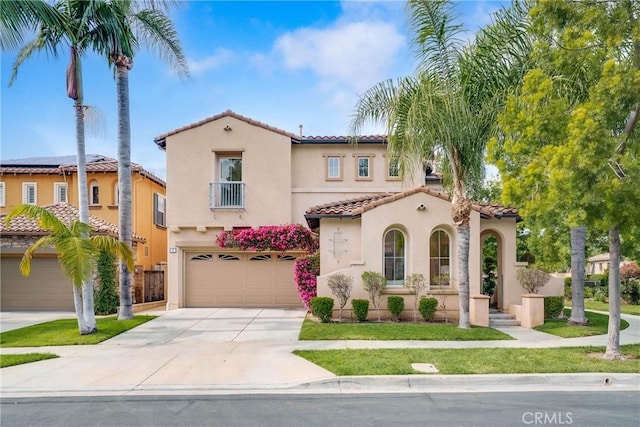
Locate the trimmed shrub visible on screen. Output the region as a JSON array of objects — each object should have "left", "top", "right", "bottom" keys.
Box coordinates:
[
  {"left": 311, "top": 297, "right": 334, "bottom": 323},
  {"left": 544, "top": 296, "right": 564, "bottom": 319},
  {"left": 419, "top": 297, "right": 438, "bottom": 321},
  {"left": 352, "top": 299, "right": 369, "bottom": 322},
  {"left": 95, "top": 250, "right": 119, "bottom": 315},
  {"left": 327, "top": 273, "right": 353, "bottom": 321},
  {"left": 517, "top": 268, "right": 551, "bottom": 294},
  {"left": 387, "top": 296, "right": 404, "bottom": 322},
  {"left": 584, "top": 287, "right": 594, "bottom": 299},
  {"left": 594, "top": 288, "right": 607, "bottom": 303},
  {"left": 621, "top": 279, "right": 640, "bottom": 305},
  {"left": 361, "top": 271, "right": 386, "bottom": 321}
]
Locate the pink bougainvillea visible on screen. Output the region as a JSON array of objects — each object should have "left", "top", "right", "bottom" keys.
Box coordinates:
[
  {"left": 216, "top": 224, "right": 319, "bottom": 309},
  {"left": 216, "top": 224, "right": 318, "bottom": 254},
  {"left": 294, "top": 252, "right": 320, "bottom": 310}
]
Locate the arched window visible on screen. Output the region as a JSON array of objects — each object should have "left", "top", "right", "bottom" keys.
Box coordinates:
[
  {"left": 430, "top": 229, "right": 450, "bottom": 286},
  {"left": 384, "top": 229, "right": 405, "bottom": 286},
  {"left": 89, "top": 180, "right": 99, "bottom": 205}
]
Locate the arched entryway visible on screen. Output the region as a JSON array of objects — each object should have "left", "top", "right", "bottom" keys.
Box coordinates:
[{"left": 481, "top": 230, "right": 504, "bottom": 310}]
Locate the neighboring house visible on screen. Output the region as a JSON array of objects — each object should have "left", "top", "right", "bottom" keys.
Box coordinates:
[
  {"left": 0, "top": 204, "right": 144, "bottom": 311},
  {"left": 0, "top": 155, "right": 167, "bottom": 309},
  {"left": 155, "top": 110, "right": 431, "bottom": 309},
  {"left": 585, "top": 252, "right": 630, "bottom": 276}
]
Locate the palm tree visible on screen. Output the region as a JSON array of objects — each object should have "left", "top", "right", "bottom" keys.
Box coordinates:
[
  {"left": 351, "top": 0, "right": 532, "bottom": 327},
  {"left": 4, "top": 204, "right": 134, "bottom": 334},
  {"left": 100, "top": 0, "right": 188, "bottom": 319},
  {"left": 7, "top": 0, "right": 130, "bottom": 333}
]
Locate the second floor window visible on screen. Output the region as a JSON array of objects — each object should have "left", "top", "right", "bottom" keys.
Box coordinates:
[
  {"left": 23, "top": 182, "right": 37, "bottom": 205},
  {"left": 357, "top": 156, "right": 372, "bottom": 180},
  {"left": 387, "top": 157, "right": 400, "bottom": 179},
  {"left": 154, "top": 193, "right": 166, "bottom": 227},
  {"left": 54, "top": 182, "right": 68, "bottom": 204},
  {"left": 327, "top": 156, "right": 341, "bottom": 179},
  {"left": 220, "top": 157, "right": 242, "bottom": 182},
  {"left": 90, "top": 180, "right": 99, "bottom": 205}
]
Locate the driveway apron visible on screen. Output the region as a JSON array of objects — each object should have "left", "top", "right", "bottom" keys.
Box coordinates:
[{"left": 0, "top": 308, "right": 334, "bottom": 396}]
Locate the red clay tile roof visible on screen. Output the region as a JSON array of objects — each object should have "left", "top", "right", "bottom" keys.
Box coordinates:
[
  {"left": 154, "top": 110, "right": 297, "bottom": 146},
  {"left": 153, "top": 110, "right": 389, "bottom": 148},
  {"left": 304, "top": 187, "right": 519, "bottom": 228},
  {"left": 0, "top": 155, "right": 165, "bottom": 188},
  {"left": 1, "top": 203, "right": 145, "bottom": 243},
  {"left": 296, "top": 135, "right": 387, "bottom": 144}
]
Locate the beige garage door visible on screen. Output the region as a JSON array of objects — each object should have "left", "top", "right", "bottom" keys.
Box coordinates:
[
  {"left": 185, "top": 252, "right": 302, "bottom": 308},
  {"left": 1, "top": 257, "right": 75, "bottom": 311}
]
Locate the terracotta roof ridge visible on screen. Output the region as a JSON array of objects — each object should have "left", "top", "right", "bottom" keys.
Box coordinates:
[{"left": 154, "top": 109, "right": 297, "bottom": 142}]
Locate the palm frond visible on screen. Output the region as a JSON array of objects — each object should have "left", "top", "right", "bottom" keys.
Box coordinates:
[
  {"left": 131, "top": 8, "right": 189, "bottom": 77},
  {"left": 0, "top": 0, "right": 66, "bottom": 51},
  {"left": 19, "top": 235, "right": 57, "bottom": 276},
  {"left": 56, "top": 236, "right": 97, "bottom": 287},
  {"left": 90, "top": 235, "right": 134, "bottom": 271},
  {"left": 408, "top": 0, "right": 464, "bottom": 81}
]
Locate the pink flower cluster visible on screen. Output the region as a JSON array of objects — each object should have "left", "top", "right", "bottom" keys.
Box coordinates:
[
  {"left": 216, "top": 224, "right": 318, "bottom": 254},
  {"left": 294, "top": 252, "right": 320, "bottom": 309}
]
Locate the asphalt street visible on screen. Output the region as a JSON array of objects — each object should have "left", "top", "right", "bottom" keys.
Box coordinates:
[{"left": 2, "top": 391, "right": 638, "bottom": 427}]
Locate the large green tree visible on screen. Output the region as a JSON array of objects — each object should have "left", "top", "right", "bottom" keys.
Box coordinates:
[
  {"left": 6, "top": 0, "right": 128, "bottom": 333},
  {"left": 98, "top": 0, "right": 188, "bottom": 319},
  {"left": 4, "top": 205, "right": 133, "bottom": 334},
  {"left": 489, "top": 0, "right": 640, "bottom": 358},
  {"left": 351, "top": 0, "right": 532, "bottom": 328}
]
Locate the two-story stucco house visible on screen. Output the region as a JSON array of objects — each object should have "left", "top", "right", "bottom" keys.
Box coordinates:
[
  {"left": 0, "top": 155, "right": 167, "bottom": 310},
  {"left": 154, "top": 109, "right": 563, "bottom": 321}
]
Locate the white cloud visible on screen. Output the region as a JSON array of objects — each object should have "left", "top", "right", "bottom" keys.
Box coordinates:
[
  {"left": 274, "top": 20, "right": 405, "bottom": 93},
  {"left": 187, "top": 48, "right": 235, "bottom": 75}
]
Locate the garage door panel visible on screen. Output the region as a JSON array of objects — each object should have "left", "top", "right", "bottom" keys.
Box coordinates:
[
  {"left": 185, "top": 251, "right": 302, "bottom": 308},
  {"left": 1, "top": 257, "right": 75, "bottom": 311}
]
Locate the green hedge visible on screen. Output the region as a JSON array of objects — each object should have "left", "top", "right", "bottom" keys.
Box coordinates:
[
  {"left": 311, "top": 297, "right": 334, "bottom": 323},
  {"left": 419, "top": 297, "right": 438, "bottom": 321},
  {"left": 387, "top": 296, "right": 404, "bottom": 322},
  {"left": 351, "top": 299, "right": 369, "bottom": 322},
  {"left": 544, "top": 296, "right": 564, "bottom": 319}
]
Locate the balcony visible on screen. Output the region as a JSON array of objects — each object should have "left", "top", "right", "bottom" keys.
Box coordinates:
[{"left": 209, "top": 182, "right": 245, "bottom": 209}]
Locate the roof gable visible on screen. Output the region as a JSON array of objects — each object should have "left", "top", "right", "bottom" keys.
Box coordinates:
[
  {"left": 154, "top": 110, "right": 297, "bottom": 148},
  {"left": 304, "top": 186, "right": 519, "bottom": 228}
]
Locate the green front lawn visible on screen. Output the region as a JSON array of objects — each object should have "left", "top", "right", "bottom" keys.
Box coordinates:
[
  {"left": 299, "top": 319, "right": 513, "bottom": 341},
  {"left": 294, "top": 344, "right": 640, "bottom": 375},
  {"left": 0, "top": 353, "right": 59, "bottom": 368},
  {"left": 0, "top": 315, "right": 156, "bottom": 347},
  {"left": 535, "top": 310, "right": 629, "bottom": 338},
  {"left": 583, "top": 300, "right": 640, "bottom": 316}
]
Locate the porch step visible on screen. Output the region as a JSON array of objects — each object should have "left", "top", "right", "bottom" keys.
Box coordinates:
[{"left": 489, "top": 310, "right": 520, "bottom": 327}]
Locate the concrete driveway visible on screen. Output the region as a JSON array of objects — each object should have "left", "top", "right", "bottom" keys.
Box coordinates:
[{"left": 0, "top": 308, "right": 335, "bottom": 397}]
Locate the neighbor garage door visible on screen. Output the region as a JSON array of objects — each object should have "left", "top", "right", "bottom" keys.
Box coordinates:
[
  {"left": 185, "top": 251, "right": 302, "bottom": 308},
  {"left": 1, "top": 256, "right": 75, "bottom": 311}
]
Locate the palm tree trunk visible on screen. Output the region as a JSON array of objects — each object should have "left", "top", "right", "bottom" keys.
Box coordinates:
[
  {"left": 451, "top": 176, "right": 471, "bottom": 329},
  {"left": 116, "top": 60, "right": 134, "bottom": 320},
  {"left": 604, "top": 225, "right": 624, "bottom": 360},
  {"left": 568, "top": 226, "right": 588, "bottom": 326},
  {"left": 70, "top": 48, "right": 96, "bottom": 334},
  {"left": 72, "top": 283, "right": 88, "bottom": 334}
]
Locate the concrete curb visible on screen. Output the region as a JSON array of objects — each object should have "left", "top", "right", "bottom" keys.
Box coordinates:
[{"left": 2, "top": 374, "right": 638, "bottom": 398}]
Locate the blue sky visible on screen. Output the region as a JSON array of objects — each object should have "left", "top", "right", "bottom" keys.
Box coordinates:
[{"left": 1, "top": 0, "right": 507, "bottom": 179}]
